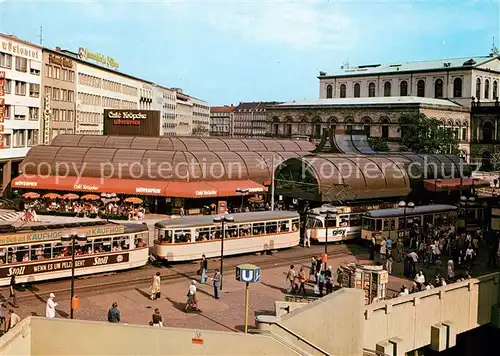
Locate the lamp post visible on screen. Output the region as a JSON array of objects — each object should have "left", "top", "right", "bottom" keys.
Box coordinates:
[
  {"left": 398, "top": 201, "right": 415, "bottom": 242},
  {"left": 61, "top": 232, "right": 88, "bottom": 319},
  {"left": 320, "top": 209, "right": 335, "bottom": 271},
  {"left": 236, "top": 188, "right": 249, "bottom": 212},
  {"left": 460, "top": 196, "right": 475, "bottom": 232},
  {"left": 213, "top": 215, "right": 234, "bottom": 291}
]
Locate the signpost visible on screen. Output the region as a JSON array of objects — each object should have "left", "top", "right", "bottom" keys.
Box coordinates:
[{"left": 235, "top": 264, "right": 261, "bottom": 333}]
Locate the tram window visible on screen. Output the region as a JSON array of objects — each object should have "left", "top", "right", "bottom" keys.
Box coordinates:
[
  {"left": 253, "top": 223, "right": 265, "bottom": 235},
  {"left": 265, "top": 221, "right": 278, "bottom": 234},
  {"left": 52, "top": 243, "right": 66, "bottom": 258},
  {"left": 279, "top": 220, "right": 290, "bottom": 232},
  {"left": 423, "top": 214, "right": 433, "bottom": 227},
  {"left": 30, "top": 243, "right": 51, "bottom": 261},
  {"left": 134, "top": 234, "right": 148, "bottom": 248},
  {"left": 9, "top": 246, "right": 30, "bottom": 263},
  {"left": 382, "top": 219, "right": 395, "bottom": 231},
  {"left": 0, "top": 247, "right": 6, "bottom": 264},
  {"left": 226, "top": 225, "right": 238, "bottom": 238},
  {"left": 325, "top": 217, "right": 337, "bottom": 228},
  {"left": 113, "top": 236, "right": 129, "bottom": 251},
  {"left": 362, "top": 217, "right": 372, "bottom": 230},
  {"left": 307, "top": 217, "right": 322, "bottom": 228},
  {"left": 350, "top": 214, "right": 361, "bottom": 227},
  {"left": 435, "top": 213, "right": 444, "bottom": 225},
  {"left": 292, "top": 218, "right": 300, "bottom": 231},
  {"left": 174, "top": 230, "right": 191, "bottom": 243},
  {"left": 339, "top": 215, "right": 349, "bottom": 227},
  {"left": 195, "top": 227, "right": 210, "bottom": 242},
  {"left": 375, "top": 219, "right": 382, "bottom": 231},
  {"left": 94, "top": 237, "right": 112, "bottom": 252},
  {"left": 210, "top": 226, "right": 222, "bottom": 240},
  {"left": 158, "top": 229, "right": 173, "bottom": 243},
  {"left": 239, "top": 224, "right": 251, "bottom": 237}
]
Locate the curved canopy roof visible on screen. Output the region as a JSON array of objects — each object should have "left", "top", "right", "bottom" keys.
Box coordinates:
[
  {"left": 50, "top": 135, "right": 315, "bottom": 152},
  {"left": 21, "top": 145, "right": 309, "bottom": 183}
]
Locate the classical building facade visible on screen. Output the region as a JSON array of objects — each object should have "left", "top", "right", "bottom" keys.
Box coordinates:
[
  {"left": 318, "top": 51, "right": 500, "bottom": 108},
  {"left": 469, "top": 98, "right": 500, "bottom": 169},
  {"left": 152, "top": 84, "right": 176, "bottom": 136},
  {"left": 267, "top": 97, "right": 471, "bottom": 157},
  {"left": 0, "top": 34, "right": 42, "bottom": 193},
  {"left": 210, "top": 105, "right": 234, "bottom": 136},
  {"left": 41, "top": 48, "right": 77, "bottom": 141},
  {"left": 233, "top": 102, "right": 280, "bottom": 137}
]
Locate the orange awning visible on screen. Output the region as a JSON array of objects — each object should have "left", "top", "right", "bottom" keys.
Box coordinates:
[
  {"left": 423, "top": 178, "right": 490, "bottom": 192},
  {"left": 11, "top": 175, "right": 268, "bottom": 198}
]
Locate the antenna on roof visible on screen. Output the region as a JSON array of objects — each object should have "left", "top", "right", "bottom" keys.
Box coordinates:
[
  {"left": 490, "top": 36, "right": 499, "bottom": 56},
  {"left": 38, "top": 26, "right": 43, "bottom": 46},
  {"left": 340, "top": 59, "right": 350, "bottom": 70}
]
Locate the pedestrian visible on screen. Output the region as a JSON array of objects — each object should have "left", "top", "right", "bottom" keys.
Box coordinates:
[
  {"left": 297, "top": 267, "right": 307, "bottom": 295},
  {"left": 200, "top": 254, "right": 208, "bottom": 284},
  {"left": 415, "top": 271, "right": 425, "bottom": 290},
  {"left": 379, "top": 238, "right": 387, "bottom": 260},
  {"left": 304, "top": 229, "right": 311, "bottom": 248},
  {"left": 107, "top": 302, "right": 120, "bottom": 323},
  {"left": 285, "top": 265, "right": 296, "bottom": 294},
  {"left": 407, "top": 251, "right": 418, "bottom": 276},
  {"left": 150, "top": 308, "right": 163, "bottom": 327},
  {"left": 317, "top": 271, "right": 325, "bottom": 297},
  {"left": 309, "top": 257, "right": 317, "bottom": 282},
  {"left": 0, "top": 306, "right": 5, "bottom": 335},
  {"left": 386, "top": 237, "right": 393, "bottom": 256},
  {"left": 8, "top": 309, "right": 21, "bottom": 330},
  {"left": 447, "top": 259, "right": 455, "bottom": 280},
  {"left": 325, "top": 266, "right": 333, "bottom": 294},
  {"left": 185, "top": 280, "right": 200, "bottom": 312},
  {"left": 212, "top": 269, "right": 221, "bottom": 299},
  {"left": 385, "top": 255, "right": 393, "bottom": 275},
  {"left": 9, "top": 275, "right": 18, "bottom": 308},
  {"left": 45, "top": 293, "right": 58, "bottom": 318},
  {"left": 369, "top": 237, "right": 376, "bottom": 260},
  {"left": 150, "top": 272, "right": 161, "bottom": 300}
]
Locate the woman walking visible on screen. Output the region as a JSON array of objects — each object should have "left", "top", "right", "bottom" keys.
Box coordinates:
[{"left": 150, "top": 272, "right": 161, "bottom": 300}]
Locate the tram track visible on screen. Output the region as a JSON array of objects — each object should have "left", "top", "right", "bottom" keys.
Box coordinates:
[{"left": 11, "top": 244, "right": 362, "bottom": 302}]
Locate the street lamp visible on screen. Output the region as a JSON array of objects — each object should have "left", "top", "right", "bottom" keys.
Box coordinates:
[
  {"left": 213, "top": 215, "right": 234, "bottom": 290},
  {"left": 460, "top": 196, "right": 475, "bottom": 232},
  {"left": 236, "top": 188, "right": 250, "bottom": 212},
  {"left": 398, "top": 201, "right": 415, "bottom": 241},
  {"left": 320, "top": 209, "right": 335, "bottom": 271},
  {"left": 61, "top": 231, "right": 88, "bottom": 319}
]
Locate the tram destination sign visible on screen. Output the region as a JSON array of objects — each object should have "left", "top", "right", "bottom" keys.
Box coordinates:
[
  {"left": 0, "top": 225, "right": 125, "bottom": 246},
  {"left": 0, "top": 253, "right": 130, "bottom": 278}
]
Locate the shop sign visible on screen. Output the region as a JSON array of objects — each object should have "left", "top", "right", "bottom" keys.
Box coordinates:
[
  {"left": 195, "top": 190, "right": 217, "bottom": 197},
  {"left": 136, "top": 187, "right": 162, "bottom": 194},
  {"left": 0, "top": 225, "right": 125, "bottom": 246},
  {"left": 73, "top": 183, "right": 99, "bottom": 191},
  {"left": 0, "top": 70, "right": 4, "bottom": 149},
  {"left": 247, "top": 187, "right": 264, "bottom": 193},
  {"left": 0, "top": 39, "right": 40, "bottom": 60},
  {"left": 48, "top": 53, "right": 73, "bottom": 68},
  {"left": 379, "top": 271, "right": 389, "bottom": 284},
  {"left": 0, "top": 253, "right": 129, "bottom": 278},
  {"left": 43, "top": 93, "right": 51, "bottom": 145},
  {"left": 12, "top": 180, "right": 38, "bottom": 188},
  {"left": 78, "top": 47, "right": 119, "bottom": 69}
]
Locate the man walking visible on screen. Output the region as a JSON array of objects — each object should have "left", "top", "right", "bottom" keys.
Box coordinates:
[
  {"left": 285, "top": 265, "right": 296, "bottom": 294},
  {"left": 212, "top": 269, "right": 221, "bottom": 299},
  {"left": 9, "top": 275, "right": 18, "bottom": 308},
  {"left": 200, "top": 254, "right": 208, "bottom": 284},
  {"left": 8, "top": 309, "right": 21, "bottom": 331},
  {"left": 45, "top": 293, "right": 58, "bottom": 318},
  {"left": 303, "top": 229, "right": 311, "bottom": 248},
  {"left": 107, "top": 302, "right": 120, "bottom": 323}
]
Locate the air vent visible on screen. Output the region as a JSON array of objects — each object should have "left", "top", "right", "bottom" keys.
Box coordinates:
[
  {"left": 463, "top": 59, "right": 476, "bottom": 66},
  {"left": 443, "top": 63, "right": 451, "bottom": 67},
  {"left": 358, "top": 64, "right": 381, "bottom": 69},
  {"left": 389, "top": 64, "right": 401, "bottom": 67}
]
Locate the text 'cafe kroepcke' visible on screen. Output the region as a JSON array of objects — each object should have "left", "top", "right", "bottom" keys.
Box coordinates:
[{"left": 108, "top": 111, "right": 146, "bottom": 126}]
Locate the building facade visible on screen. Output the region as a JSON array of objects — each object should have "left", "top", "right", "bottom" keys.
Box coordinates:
[
  {"left": 233, "top": 102, "right": 280, "bottom": 137},
  {"left": 0, "top": 34, "right": 42, "bottom": 193},
  {"left": 174, "top": 89, "right": 193, "bottom": 136},
  {"left": 191, "top": 96, "right": 210, "bottom": 136},
  {"left": 469, "top": 99, "right": 500, "bottom": 169},
  {"left": 318, "top": 51, "right": 500, "bottom": 108},
  {"left": 210, "top": 105, "right": 234, "bottom": 136},
  {"left": 267, "top": 97, "right": 471, "bottom": 157},
  {"left": 152, "top": 85, "right": 176, "bottom": 136},
  {"left": 41, "top": 48, "right": 77, "bottom": 141}
]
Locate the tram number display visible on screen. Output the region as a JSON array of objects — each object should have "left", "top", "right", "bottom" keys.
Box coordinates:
[{"left": 0, "top": 253, "right": 129, "bottom": 278}]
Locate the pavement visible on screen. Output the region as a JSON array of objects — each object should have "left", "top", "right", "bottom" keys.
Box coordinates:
[{"left": 0, "top": 242, "right": 495, "bottom": 333}]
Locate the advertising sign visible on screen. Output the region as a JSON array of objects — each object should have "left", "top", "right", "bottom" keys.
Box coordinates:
[
  {"left": 78, "top": 47, "right": 119, "bottom": 69},
  {"left": 103, "top": 109, "right": 160, "bottom": 137},
  {"left": 0, "top": 253, "right": 130, "bottom": 278},
  {"left": 0, "top": 71, "right": 4, "bottom": 149}
]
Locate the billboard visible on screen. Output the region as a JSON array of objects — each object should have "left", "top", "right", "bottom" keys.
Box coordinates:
[{"left": 103, "top": 110, "right": 160, "bottom": 137}]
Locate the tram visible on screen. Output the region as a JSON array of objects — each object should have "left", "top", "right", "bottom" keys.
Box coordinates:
[
  {"left": 0, "top": 220, "right": 149, "bottom": 286},
  {"left": 153, "top": 211, "right": 300, "bottom": 262},
  {"left": 361, "top": 204, "right": 458, "bottom": 244},
  {"left": 306, "top": 203, "right": 396, "bottom": 243}
]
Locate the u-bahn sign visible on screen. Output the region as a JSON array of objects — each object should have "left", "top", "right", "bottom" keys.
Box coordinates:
[{"left": 236, "top": 264, "right": 261, "bottom": 283}]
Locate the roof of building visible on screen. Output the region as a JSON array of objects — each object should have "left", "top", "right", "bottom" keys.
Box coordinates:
[
  {"left": 0, "top": 33, "right": 42, "bottom": 50},
  {"left": 210, "top": 106, "right": 236, "bottom": 113},
  {"left": 270, "top": 97, "right": 463, "bottom": 109},
  {"left": 320, "top": 55, "right": 499, "bottom": 78},
  {"left": 364, "top": 204, "right": 457, "bottom": 218},
  {"left": 235, "top": 102, "right": 282, "bottom": 112}
]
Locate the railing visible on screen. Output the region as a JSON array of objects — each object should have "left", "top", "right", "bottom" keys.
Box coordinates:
[{"left": 249, "top": 329, "right": 312, "bottom": 356}]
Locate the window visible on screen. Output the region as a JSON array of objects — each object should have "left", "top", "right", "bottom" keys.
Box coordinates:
[
  {"left": 476, "top": 78, "right": 481, "bottom": 99},
  {"left": 339, "top": 84, "right": 346, "bottom": 98},
  {"left": 13, "top": 129, "right": 25, "bottom": 147},
  {"left": 53, "top": 88, "right": 60, "bottom": 101},
  {"left": 15, "top": 113, "right": 26, "bottom": 120},
  {"left": 54, "top": 67, "right": 60, "bottom": 80},
  {"left": 453, "top": 77, "right": 462, "bottom": 97},
  {"left": 483, "top": 122, "right": 493, "bottom": 143},
  {"left": 29, "top": 107, "right": 39, "bottom": 120},
  {"left": 494, "top": 81, "right": 498, "bottom": 99},
  {"left": 4, "top": 105, "right": 11, "bottom": 120},
  {"left": 434, "top": 79, "right": 443, "bottom": 98},
  {"left": 3, "top": 134, "right": 11, "bottom": 148},
  {"left": 417, "top": 80, "right": 425, "bottom": 97},
  {"left": 462, "top": 127, "right": 467, "bottom": 141},
  {"left": 368, "top": 82, "right": 375, "bottom": 97},
  {"left": 383, "top": 81, "right": 391, "bottom": 97},
  {"left": 45, "top": 64, "right": 52, "bottom": 78},
  {"left": 354, "top": 83, "right": 360, "bottom": 97},
  {"left": 68, "top": 110, "right": 74, "bottom": 122},
  {"left": 30, "top": 67, "right": 40, "bottom": 76},
  {"left": 0, "top": 52, "right": 12, "bottom": 68},
  {"left": 326, "top": 84, "right": 333, "bottom": 98},
  {"left": 400, "top": 81, "right": 408, "bottom": 96},
  {"left": 4, "top": 79, "right": 11, "bottom": 94},
  {"left": 485, "top": 79, "right": 490, "bottom": 99},
  {"left": 62, "top": 89, "right": 68, "bottom": 102},
  {"left": 15, "top": 81, "right": 26, "bottom": 96},
  {"left": 69, "top": 70, "right": 75, "bottom": 82},
  {"left": 29, "top": 83, "right": 40, "bottom": 97},
  {"left": 27, "top": 130, "right": 38, "bottom": 146},
  {"left": 62, "top": 69, "right": 68, "bottom": 81},
  {"left": 15, "top": 57, "right": 27, "bottom": 72},
  {"left": 381, "top": 118, "right": 390, "bottom": 139},
  {"left": 364, "top": 124, "right": 370, "bottom": 137}
]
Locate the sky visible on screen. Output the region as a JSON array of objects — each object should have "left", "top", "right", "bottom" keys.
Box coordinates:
[{"left": 0, "top": 0, "right": 499, "bottom": 106}]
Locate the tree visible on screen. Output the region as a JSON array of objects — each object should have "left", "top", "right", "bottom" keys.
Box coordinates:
[
  {"left": 368, "top": 137, "right": 390, "bottom": 152},
  {"left": 398, "top": 113, "right": 459, "bottom": 154}
]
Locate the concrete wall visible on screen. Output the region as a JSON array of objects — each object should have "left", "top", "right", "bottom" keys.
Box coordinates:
[
  {"left": 0, "top": 317, "right": 32, "bottom": 356},
  {"left": 23, "top": 317, "right": 293, "bottom": 356},
  {"left": 364, "top": 273, "right": 500, "bottom": 354}
]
